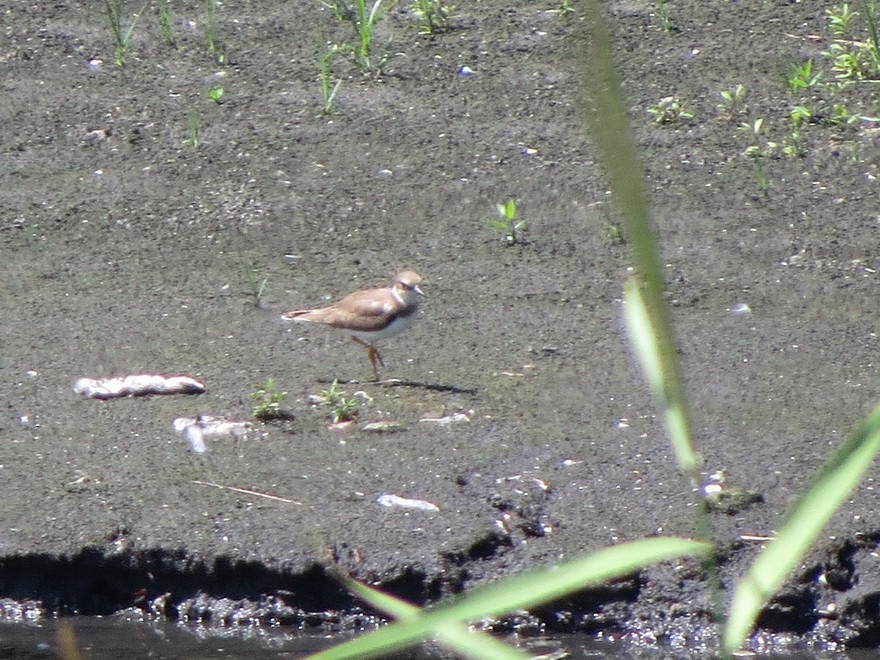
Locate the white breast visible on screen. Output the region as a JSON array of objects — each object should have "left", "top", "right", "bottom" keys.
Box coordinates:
[{"left": 350, "top": 309, "right": 419, "bottom": 343}]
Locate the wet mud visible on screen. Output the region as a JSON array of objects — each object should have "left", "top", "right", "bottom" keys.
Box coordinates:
[{"left": 1, "top": 0, "right": 879, "bottom": 655}]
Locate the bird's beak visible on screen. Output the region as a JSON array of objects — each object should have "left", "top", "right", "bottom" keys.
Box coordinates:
[{"left": 415, "top": 285, "right": 424, "bottom": 296}]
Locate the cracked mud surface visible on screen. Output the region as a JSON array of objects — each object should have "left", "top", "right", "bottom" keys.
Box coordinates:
[{"left": 1, "top": 0, "right": 879, "bottom": 655}]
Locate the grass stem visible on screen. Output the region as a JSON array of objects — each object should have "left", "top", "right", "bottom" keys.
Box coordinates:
[{"left": 104, "top": 0, "right": 148, "bottom": 66}]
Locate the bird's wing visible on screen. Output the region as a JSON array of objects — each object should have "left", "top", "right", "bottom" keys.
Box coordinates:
[
  {"left": 282, "top": 289, "right": 396, "bottom": 332},
  {"left": 319, "top": 289, "right": 396, "bottom": 330}
]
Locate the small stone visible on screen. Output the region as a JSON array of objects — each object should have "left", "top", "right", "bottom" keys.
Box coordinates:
[
  {"left": 377, "top": 494, "right": 439, "bottom": 511},
  {"left": 362, "top": 420, "right": 404, "bottom": 433}
]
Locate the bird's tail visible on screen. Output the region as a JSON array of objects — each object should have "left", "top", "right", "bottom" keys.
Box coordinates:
[{"left": 280, "top": 310, "right": 314, "bottom": 322}]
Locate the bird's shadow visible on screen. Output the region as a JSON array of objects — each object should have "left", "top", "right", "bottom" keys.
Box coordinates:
[
  {"left": 317, "top": 377, "right": 477, "bottom": 395},
  {"left": 384, "top": 379, "right": 478, "bottom": 395}
]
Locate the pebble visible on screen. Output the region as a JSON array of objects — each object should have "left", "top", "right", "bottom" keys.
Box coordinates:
[{"left": 376, "top": 494, "right": 439, "bottom": 511}]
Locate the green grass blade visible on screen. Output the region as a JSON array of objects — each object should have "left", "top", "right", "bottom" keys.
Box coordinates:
[
  {"left": 580, "top": 0, "right": 699, "bottom": 485},
  {"left": 622, "top": 279, "right": 664, "bottom": 396},
  {"left": 328, "top": 79, "right": 342, "bottom": 102},
  {"left": 860, "top": 0, "right": 880, "bottom": 65},
  {"left": 341, "top": 578, "right": 530, "bottom": 660},
  {"left": 104, "top": 0, "right": 122, "bottom": 44},
  {"left": 367, "top": 0, "right": 389, "bottom": 26},
  {"left": 122, "top": 2, "right": 149, "bottom": 45},
  {"left": 623, "top": 279, "right": 697, "bottom": 478},
  {"left": 723, "top": 402, "right": 880, "bottom": 652},
  {"left": 354, "top": 0, "right": 368, "bottom": 43},
  {"left": 579, "top": 2, "right": 655, "bottom": 298},
  {"left": 309, "top": 537, "right": 710, "bottom": 659},
  {"left": 580, "top": 1, "right": 723, "bottom": 626}
]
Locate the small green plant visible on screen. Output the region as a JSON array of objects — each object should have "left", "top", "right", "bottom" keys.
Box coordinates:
[
  {"left": 782, "top": 141, "right": 802, "bottom": 159},
  {"left": 319, "top": 49, "right": 343, "bottom": 115},
  {"left": 742, "top": 118, "right": 776, "bottom": 192},
  {"left": 487, "top": 199, "right": 525, "bottom": 246},
  {"left": 739, "top": 117, "right": 767, "bottom": 140},
  {"left": 312, "top": 380, "right": 359, "bottom": 423},
  {"left": 782, "top": 110, "right": 814, "bottom": 158},
  {"left": 786, "top": 60, "right": 822, "bottom": 92},
  {"left": 822, "top": 2, "right": 880, "bottom": 79},
  {"left": 743, "top": 120, "right": 775, "bottom": 149},
  {"left": 783, "top": 129, "right": 804, "bottom": 158},
  {"left": 321, "top": 0, "right": 355, "bottom": 21},
  {"left": 244, "top": 266, "right": 269, "bottom": 307},
  {"left": 550, "top": 0, "right": 575, "bottom": 15},
  {"left": 321, "top": 0, "right": 397, "bottom": 71},
  {"left": 751, "top": 159, "right": 769, "bottom": 192},
  {"left": 207, "top": 87, "right": 225, "bottom": 103},
  {"left": 829, "top": 102, "right": 861, "bottom": 125},
  {"left": 204, "top": 0, "right": 225, "bottom": 63},
  {"left": 789, "top": 105, "right": 813, "bottom": 128},
  {"left": 823, "top": 42, "right": 875, "bottom": 79},
  {"left": 184, "top": 110, "right": 200, "bottom": 148},
  {"left": 654, "top": 0, "right": 673, "bottom": 32},
  {"left": 783, "top": 108, "right": 809, "bottom": 157},
  {"left": 647, "top": 96, "right": 693, "bottom": 124},
  {"left": 156, "top": 0, "right": 173, "bottom": 45},
  {"left": 251, "top": 379, "right": 288, "bottom": 420},
  {"left": 411, "top": 0, "right": 454, "bottom": 35},
  {"left": 863, "top": 0, "right": 880, "bottom": 60},
  {"left": 600, "top": 213, "right": 626, "bottom": 246},
  {"left": 827, "top": 2, "right": 858, "bottom": 36},
  {"left": 104, "top": 0, "right": 148, "bottom": 66},
  {"left": 716, "top": 84, "right": 747, "bottom": 121}
]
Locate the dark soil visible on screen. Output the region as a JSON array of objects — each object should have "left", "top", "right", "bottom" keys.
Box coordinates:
[{"left": 1, "top": 0, "right": 879, "bottom": 655}]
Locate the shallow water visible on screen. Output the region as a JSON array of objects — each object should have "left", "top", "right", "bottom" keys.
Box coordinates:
[
  {"left": 0, "top": 618, "right": 857, "bottom": 659},
  {"left": 0, "top": 618, "right": 334, "bottom": 659}
]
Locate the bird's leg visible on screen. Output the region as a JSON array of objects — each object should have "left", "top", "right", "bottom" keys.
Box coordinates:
[
  {"left": 368, "top": 349, "right": 381, "bottom": 381},
  {"left": 352, "top": 337, "right": 383, "bottom": 381}
]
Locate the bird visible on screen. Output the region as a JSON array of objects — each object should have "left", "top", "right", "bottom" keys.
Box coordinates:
[{"left": 281, "top": 270, "right": 424, "bottom": 381}]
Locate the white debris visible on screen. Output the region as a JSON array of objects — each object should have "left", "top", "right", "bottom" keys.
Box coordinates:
[
  {"left": 183, "top": 424, "right": 206, "bottom": 454},
  {"left": 376, "top": 494, "right": 439, "bottom": 511},
  {"left": 74, "top": 374, "right": 205, "bottom": 400},
  {"left": 172, "top": 416, "right": 253, "bottom": 454},
  {"left": 362, "top": 420, "right": 405, "bottom": 433},
  {"left": 728, "top": 302, "right": 752, "bottom": 315},
  {"left": 419, "top": 412, "right": 470, "bottom": 425},
  {"left": 702, "top": 482, "right": 723, "bottom": 496}
]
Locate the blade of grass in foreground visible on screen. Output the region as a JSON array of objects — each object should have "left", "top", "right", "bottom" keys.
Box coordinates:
[
  {"left": 579, "top": 0, "right": 724, "bottom": 632},
  {"left": 579, "top": 0, "right": 699, "bottom": 487},
  {"left": 622, "top": 279, "right": 693, "bottom": 478},
  {"left": 341, "top": 578, "right": 530, "bottom": 660},
  {"left": 309, "top": 537, "right": 710, "bottom": 660},
  {"left": 723, "top": 402, "right": 880, "bottom": 652}
]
